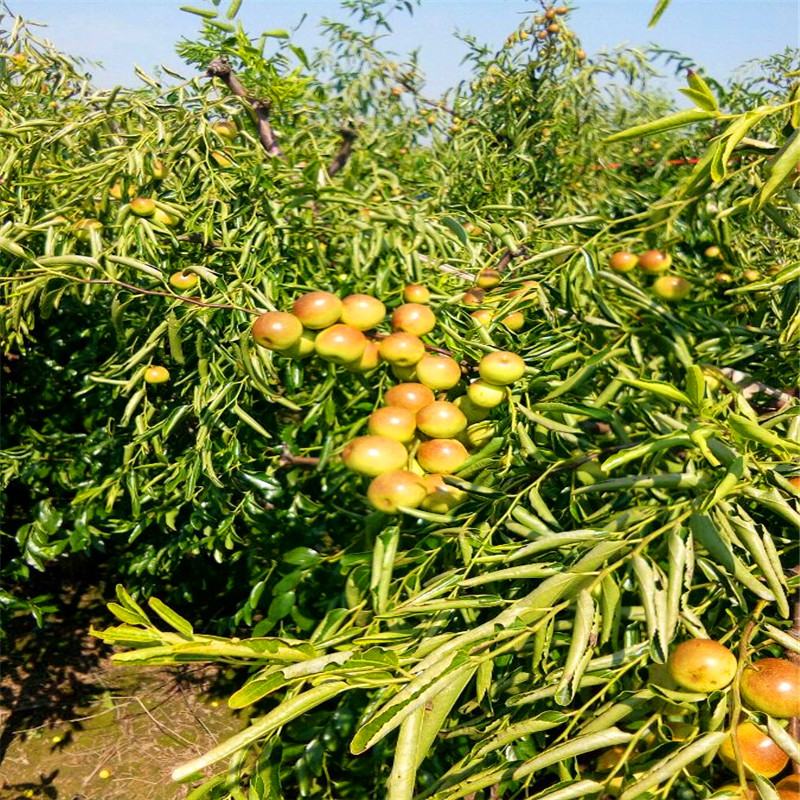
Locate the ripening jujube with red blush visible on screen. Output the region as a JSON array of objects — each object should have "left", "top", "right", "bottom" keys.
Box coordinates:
[
  {"left": 740, "top": 657, "right": 800, "bottom": 718},
  {"left": 340, "top": 294, "right": 386, "bottom": 330},
  {"left": 367, "top": 470, "right": 427, "bottom": 513},
  {"left": 385, "top": 383, "right": 436, "bottom": 413},
  {"left": 608, "top": 251, "right": 638, "bottom": 273},
  {"left": 293, "top": 291, "right": 343, "bottom": 329},
  {"left": 667, "top": 638, "right": 738, "bottom": 692},
  {"left": 416, "top": 438, "right": 469, "bottom": 474},
  {"left": 314, "top": 324, "right": 367, "bottom": 364},
  {"left": 378, "top": 332, "right": 426, "bottom": 366},
  {"left": 342, "top": 436, "right": 408, "bottom": 477},
  {"left": 416, "top": 401, "right": 468, "bottom": 439},
  {"left": 169, "top": 271, "right": 199, "bottom": 290},
  {"left": 130, "top": 197, "right": 156, "bottom": 217},
  {"left": 368, "top": 406, "right": 417, "bottom": 443},
  {"left": 653, "top": 275, "right": 690, "bottom": 301},
  {"left": 479, "top": 351, "right": 526, "bottom": 385},
  {"left": 462, "top": 288, "right": 485, "bottom": 306},
  {"left": 252, "top": 311, "right": 304, "bottom": 351},
  {"left": 638, "top": 249, "right": 672, "bottom": 273},
  {"left": 415, "top": 354, "right": 462, "bottom": 391},
  {"left": 403, "top": 284, "right": 430, "bottom": 304},
  {"left": 777, "top": 776, "right": 800, "bottom": 800},
  {"left": 718, "top": 722, "right": 788, "bottom": 778},
  {"left": 391, "top": 303, "right": 436, "bottom": 336},
  {"left": 502, "top": 311, "right": 525, "bottom": 331}
]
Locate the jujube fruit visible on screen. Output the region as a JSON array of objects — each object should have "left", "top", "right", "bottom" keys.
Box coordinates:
[
  {"left": 130, "top": 197, "right": 156, "bottom": 217},
  {"left": 315, "top": 324, "right": 367, "bottom": 364},
  {"left": 169, "top": 271, "right": 198, "bottom": 290},
  {"left": 420, "top": 473, "right": 466, "bottom": 513},
  {"left": 403, "top": 284, "right": 430, "bottom": 303},
  {"left": 416, "top": 401, "right": 468, "bottom": 439},
  {"left": 467, "top": 379, "right": 506, "bottom": 409},
  {"left": 342, "top": 436, "right": 408, "bottom": 477},
  {"left": 476, "top": 268, "right": 501, "bottom": 288},
  {"left": 340, "top": 294, "right": 386, "bottom": 331},
  {"left": 415, "top": 354, "right": 462, "bottom": 391},
  {"left": 252, "top": 312, "right": 304, "bottom": 351},
  {"left": 502, "top": 311, "right": 525, "bottom": 331},
  {"left": 454, "top": 394, "right": 491, "bottom": 423},
  {"left": 212, "top": 120, "right": 237, "bottom": 140},
  {"left": 293, "top": 291, "right": 343, "bottom": 329},
  {"left": 367, "top": 470, "right": 427, "bottom": 513},
  {"left": 463, "top": 288, "right": 485, "bottom": 306},
  {"left": 144, "top": 366, "right": 170, "bottom": 384},
  {"left": 740, "top": 657, "right": 800, "bottom": 718},
  {"left": 73, "top": 218, "right": 102, "bottom": 240},
  {"left": 284, "top": 330, "right": 316, "bottom": 360},
  {"left": 470, "top": 309, "right": 494, "bottom": 327},
  {"left": 667, "top": 638, "right": 738, "bottom": 692},
  {"left": 718, "top": 722, "right": 788, "bottom": 778},
  {"left": 345, "top": 340, "right": 381, "bottom": 372},
  {"left": 704, "top": 245, "right": 722, "bottom": 259},
  {"left": 638, "top": 250, "right": 672, "bottom": 273},
  {"left": 368, "top": 406, "right": 417, "bottom": 443},
  {"left": 385, "top": 383, "right": 435, "bottom": 413},
  {"left": 652, "top": 275, "right": 690, "bottom": 301},
  {"left": 391, "top": 303, "right": 436, "bottom": 336},
  {"left": 416, "top": 439, "right": 469, "bottom": 474},
  {"left": 479, "top": 351, "right": 525, "bottom": 385},
  {"left": 609, "top": 251, "right": 638, "bottom": 273},
  {"left": 379, "top": 332, "right": 426, "bottom": 366}
]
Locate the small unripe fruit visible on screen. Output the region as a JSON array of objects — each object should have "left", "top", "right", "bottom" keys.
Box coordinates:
[
  {"left": 545, "top": 8, "right": 556, "bottom": 19},
  {"left": 315, "top": 324, "right": 367, "bottom": 364},
  {"left": 463, "top": 288, "right": 485, "bottom": 306},
  {"left": 502, "top": 311, "right": 525, "bottom": 331},
  {"left": 293, "top": 291, "right": 343, "bottom": 329},
  {"left": 547, "top": 23, "right": 560, "bottom": 33},
  {"left": 718, "top": 722, "right": 788, "bottom": 778},
  {"left": 284, "top": 330, "right": 316, "bottom": 360},
  {"left": 454, "top": 394, "right": 491, "bottom": 423},
  {"left": 212, "top": 120, "right": 237, "bottom": 140},
  {"left": 368, "top": 406, "right": 417, "bottom": 443},
  {"left": 152, "top": 208, "right": 179, "bottom": 227},
  {"left": 379, "top": 332, "right": 426, "bottom": 366},
  {"left": 345, "top": 340, "right": 381, "bottom": 372},
  {"left": 652, "top": 275, "right": 690, "bottom": 301},
  {"left": 479, "top": 351, "right": 525, "bottom": 385},
  {"left": 476, "top": 268, "right": 501, "bottom": 289},
  {"left": 342, "top": 436, "right": 408, "bottom": 477},
  {"left": 151, "top": 158, "right": 168, "bottom": 180},
  {"left": 555, "top": 4, "right": 569, "bottom": 13},
  {"left": 210, "top": 150, "right": 234, "bottom": 168},
  {"left": 470, "top": 309, "right": 494, "bottom": 327},
  {"left": 385, "top": 383, "right": 435, "bottom": 413},
  {"left": 341, "top": 294, "right": 386, "bottom": 330},
  {"left": 576, "top": 48, "right": 586, "bottom": 59},
  {"left": 367, "top": 470, "right": 427, "bottom": 512},
  {"left": 464, "top": 421, "right": 495, "bottom": 449},
  {"left": 667, "top": 638, "right": 737, "bottom": 692},
  {"left": 144, "top": 366, "right": 170, "bottom": 384},
  {"left": 417, "top": 401, "right": 468, "bottom": 439},
  {"left": 169, "top": 271, "right": 198, "bottom": 290},
  {"left": 417, "top": 438, "right": 469, "bottom": 474},
  {"left": 715, "top": 272, "right": 733, "bottom": 284},
  {"left": 130, "top": 197, "right": 156, "bottom": 217},
  {"left": 704, "top": 245, "right": 722, "bottom": 259},
  {"left": 420, "top": 473, "right": 466, "bottom": 513},
  {"left": 403, "top": 284, "right": 430, "bottom": 303},
  {"left": 638, "top": 250, "right": 672, "bottom": 273},
  {"left": 740, "top": 657, "right": 800, "bottom": 718},
  {"left": 391, "top": 303, "right": 436, "bottom": 336},
  {"left": 252, "top": 312, "right": 304, "bottom": 351},
  {"left": 73, "top": 218, "right": 103, "bottom": 241},
  {"left": 415, "top": 354, "right": 462, "bottom": 391},
  {"left": 98, "top": 769, "right": 112, "bottom": 780},
  {"left": 467, "top": 379, "right": 506, "bottom": 408},
  {"left": 609, "top": 251, "right": 638, "bottom": 273},
  {"left": 742, "top": 270, "right": 761, "bottom": 283}
]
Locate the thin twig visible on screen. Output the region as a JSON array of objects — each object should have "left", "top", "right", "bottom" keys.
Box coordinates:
[
  {"left": 206, "top": 56, "right": 285, "bottom": 159},
  {"left": 279, "top": 443, "right": 320, "bottom": 468}
]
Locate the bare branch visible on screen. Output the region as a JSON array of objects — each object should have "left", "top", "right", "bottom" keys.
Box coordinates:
[
  {"left": 327, "top": 126, "right": 358, "bottom": 177},
  {"left": 206, "top": 56, "right": 285, "bottom": 159}
]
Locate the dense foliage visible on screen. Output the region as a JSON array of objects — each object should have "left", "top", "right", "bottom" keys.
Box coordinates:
[{"left": 1, "top": 0, "right": 798, "bottom": 797}]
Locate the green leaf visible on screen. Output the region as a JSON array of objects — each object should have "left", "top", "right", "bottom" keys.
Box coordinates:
[
  {"left": 147, "top": 597, "right": 194, "bottom": 638},
  {"left": 648, "top": 0, "right": 672, "bottom": 27},
  {"left": 678, "top": 88, "right": 718, "bottom": 112},
  {"left": 754, "top": 129, "right": 800, "bottom": 209},
  {"left": 603, "top": 109, "right": 716, "bottom": 143}
]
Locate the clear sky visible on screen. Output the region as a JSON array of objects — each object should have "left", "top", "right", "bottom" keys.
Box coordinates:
[{"left": 9, "top": 0, "right": 800, "bottom": 100}]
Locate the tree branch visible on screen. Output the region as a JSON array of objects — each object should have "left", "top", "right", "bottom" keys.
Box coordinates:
[
  {"left": 206, "top": 56, "right": 285, "bottom": 159},
  {"left": 327, "top": 126, "right": 358, "bottom": 177}
]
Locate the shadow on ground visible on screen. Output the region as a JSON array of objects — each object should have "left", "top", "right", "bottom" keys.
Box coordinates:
[{"left": 0, "top": 573, "right": 245, "bottom": 800}]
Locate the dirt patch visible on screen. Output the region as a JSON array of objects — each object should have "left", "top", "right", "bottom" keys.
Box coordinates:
[{"left": 0, "top": 583, "right": 245, "bottom": 800}]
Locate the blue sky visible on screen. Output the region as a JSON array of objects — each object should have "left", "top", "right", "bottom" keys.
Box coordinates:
[{"left": 10, "top": 0, "right": 800, "bottom": 100}]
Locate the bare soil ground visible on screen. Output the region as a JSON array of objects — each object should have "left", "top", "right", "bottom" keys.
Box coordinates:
[{"left": 0, "top": 583, "right": 246, "bottom": 800}]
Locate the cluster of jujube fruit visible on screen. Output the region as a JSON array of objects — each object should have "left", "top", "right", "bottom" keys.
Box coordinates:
[
  {"left": 251, "top": 285, "right": 526, "bottom": 513},
  {"left": 666, "top": 637, "right": 800, "bottom": 792},
  {"left": 608, "top": 248, "right": 692, "bottom": 301}
]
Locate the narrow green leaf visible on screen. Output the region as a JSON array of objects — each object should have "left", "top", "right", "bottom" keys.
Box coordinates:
[
  {"left": 147, "top": 597, "right": 194, "bottom": 637},
  {"left": 648, "top": 0, "right": 672, "bottom": 27},
  {"left": 604, "top": 109, "right": 716, "bottom": 143}
]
